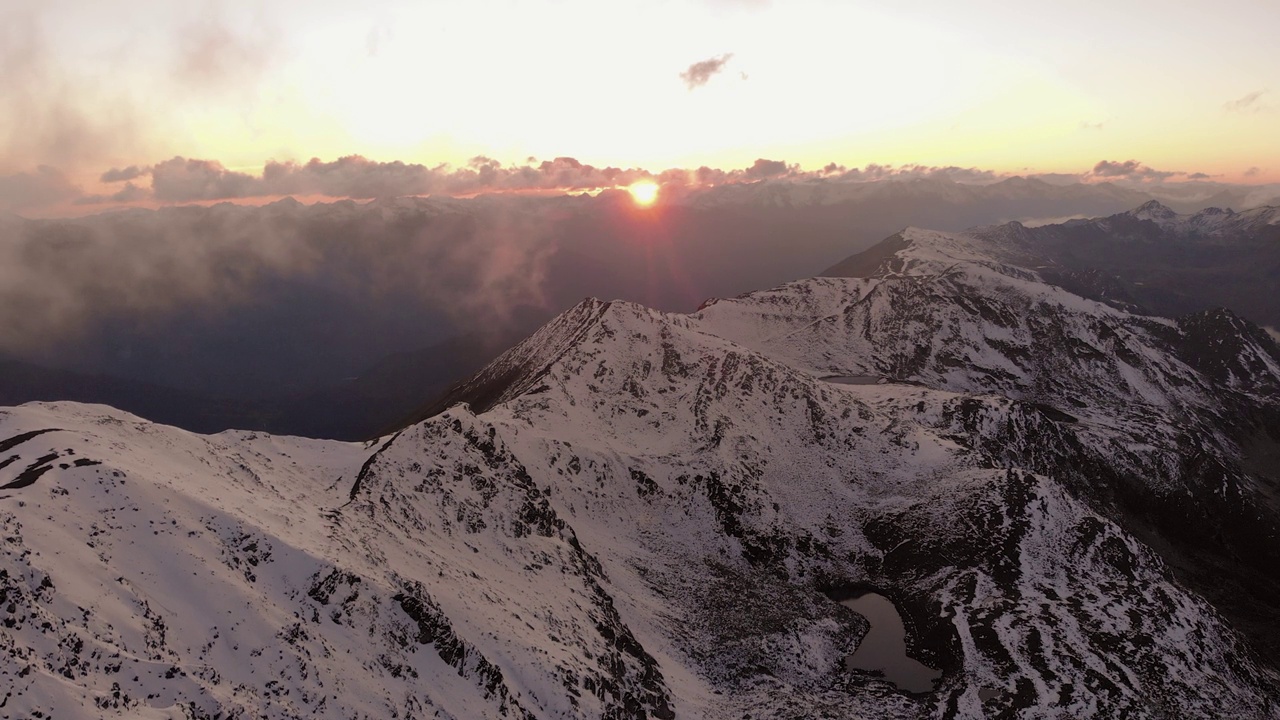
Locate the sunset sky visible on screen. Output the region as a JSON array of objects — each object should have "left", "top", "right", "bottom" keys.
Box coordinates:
[{"left": 3, "top": 0, "right": 1278, "bottom": 214}]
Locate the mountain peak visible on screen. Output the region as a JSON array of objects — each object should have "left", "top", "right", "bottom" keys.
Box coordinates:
[
  {"left": 820, "top": 231, "right": 912, "bottom": 278},
  {"left": 1129, "top": 199, "right": 1177, "bottom": 221}
]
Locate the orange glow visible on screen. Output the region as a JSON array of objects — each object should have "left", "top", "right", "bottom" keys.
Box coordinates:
[{"left": 627, "top": 180, "right": 659, "bottom": 207}]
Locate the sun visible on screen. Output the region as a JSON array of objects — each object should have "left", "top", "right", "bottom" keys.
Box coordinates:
[{"left": 627, "top": 180, "right": 659, "bottom": 207}]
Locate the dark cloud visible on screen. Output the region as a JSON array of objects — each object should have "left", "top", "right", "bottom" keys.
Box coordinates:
[
  {"left": 73, "top": 155, "right": 1031, "bottom": 208},
  {"left": 151, "top": 157, "right": 262, "bottom": 201},
  {"left": 0, "top": 195, "right": 575, "bottom": 362},
  {"left": 7, "top": 151, "right": 1256, "bottom": 216},
  {"left": 145, "top": 155, "right": 660, "bottom": 202},
  {"left": 1089, "top": 160, "right": 1179, "bottom": 182},
  {"left": 650, "top": 159, "right": 999, "bottom": 187},
  {"left": 1244, "top": 166, "right": 1262, "bottom": 177},
  {"left": 0, "top": 166, "right": 81, "bottom": 213},
  {"left": 271, "top": 155, "right": 641, "bottom": 198},
  {"left": 262, "top": 156, "right": 438, "bottom": 198},
  {"left": 1091, "top": 160, "right": 1146, "bottom": 177},
  {"left": 680, "top": 54, "right": 733, "bottom": 90},
  {"left": 74, "top": 181, "right": 150, "bottom": 206},
  {"left": 1223, "top": 90, "right": 1267, "bottom": 114},
  {"left": 743, "top": 158, "right": 791, "bottom": 180},
  {"left": 101, "top": 165, "right": 148, "bottom": 183},
  {"left": 693, "top": 166, "right": 728, "bottom": 186}
]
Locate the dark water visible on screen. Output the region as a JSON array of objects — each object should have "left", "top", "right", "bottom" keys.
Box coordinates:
[
  {"left": 821, "top": 375, "right": 884, "bottom": 385},
  {"left": 840, "top": 592, "right": 942, "bottom": 693}
]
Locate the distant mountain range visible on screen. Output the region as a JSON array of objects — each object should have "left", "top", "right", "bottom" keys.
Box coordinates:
[
  {"left": 967, "top": 201, "right": 1280, "bottom": 329},
  {"left": 3, "top": 210, "right": 1277, "bottom": 717}
]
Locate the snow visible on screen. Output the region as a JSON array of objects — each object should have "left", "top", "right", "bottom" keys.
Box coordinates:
[{"left": 4, "top": 214, "right": 1280, "bottom": 718}]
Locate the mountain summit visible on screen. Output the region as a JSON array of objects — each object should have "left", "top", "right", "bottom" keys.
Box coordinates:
[{"left": 1129, "top": 198, "right": 1178, "bottom": 221}]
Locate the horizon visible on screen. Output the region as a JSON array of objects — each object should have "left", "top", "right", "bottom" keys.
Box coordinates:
[{"left": 8, "top": 160, "right": 1280, "bottom": 220}]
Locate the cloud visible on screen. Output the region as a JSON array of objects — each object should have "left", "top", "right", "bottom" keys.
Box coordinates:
[
  {"left": 0, "top": 11, "right": 144, "bottom": 174},
  {"left": 0, "top": 166, "right": 82, "bottom": 213},
  {"left": 6, "top": 151, "right": 1253, "bottom": 215},
  {"left": 680, "top": 53, "right": 733, "bottom": 90},
  {"left": 2, "top": 154, "right": 1041, "bottom": 212},
  {"left": 175, "top": 14, "right": 279, "bottom": 92},
  {"left": 0, "top": 193, "right": 604, "bottom": 376},
  {"left": 743, "top": 158, "right": 791, "bottom": 180},
  {"left": 1079, "top": 120, "right": 1105, "bottom": 130},
  {"left": 0, "top": 164, "right": 1196, "bottom": 369},
  {"left": 74, "top": 181, "right": 150, "bottom": 206},
  {"left": 262, "top": 156, "right": 437, "bottom": 198},
  {"left": 681, "top": 160, "right": 1007, "bottom": 188},
  {"left": 141, "top": 154, "right": 664, "bottom": 202},
  {"left": 151, "top": 157, "right": 262, "bottom": 201},
  {"left": 1266, "top": 326, "right": 1280, "bottom": 345},
  {"left": 1223, "top": 90, "right": 1268, "bottom": 114},
  {"left": 1091, "top": 160, "right": 1151, "bottom": 177},
  {"left": 1, "top": 5, "right": 284, "bottom": 195},
  {"left": 1089, "top": 159, "right": 1180, "bottom": 182},
  {"left": 1245, "top": 166, "right": 1262, "bottom": 177},
  {"left": 101, "top": 165, "right": 148, "bottom": 183},
  {"left": 8, "top": 153, "right": 692, "bottom": 211}
]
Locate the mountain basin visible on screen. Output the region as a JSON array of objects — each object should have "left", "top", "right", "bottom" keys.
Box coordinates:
[{"left": 840, "top": 592, "right": 942, "bottom": 693}]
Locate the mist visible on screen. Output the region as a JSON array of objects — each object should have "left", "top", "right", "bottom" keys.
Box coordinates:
[
  {"left": 3, "top": 172, "right": 1265, "bottom": 400},
  {"left": 0, "top": 197, "right": 564, "bottom": 396}
]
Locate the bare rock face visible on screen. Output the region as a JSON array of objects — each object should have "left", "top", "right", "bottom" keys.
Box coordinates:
[{"left": 3, "top": 217, "right": 1280, "bottom": 719}]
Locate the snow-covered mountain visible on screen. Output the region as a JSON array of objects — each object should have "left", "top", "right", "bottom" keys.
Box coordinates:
[
  {"left": 961, "top": 201, "right": 1280, "bottom": 329},
  {"left": 4, "top": 220, "right": 1280, "bottom": 718}
]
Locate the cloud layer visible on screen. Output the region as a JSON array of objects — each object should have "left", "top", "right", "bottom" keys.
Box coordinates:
[
  {"left": 7, "top": 167, "right": 1274, "bottom": 398},
  {"left": 86, "top": 155, "right": 1019, "bottom": 206},
  {"left": 2, "top": 150, "right": 1274, "bottom": 217},
  {"left": 1085, "top": 159, "right": 1218, "bottom": 183},
  {"left": 0, "top": 166, "right": 81, "bottom": 212}
]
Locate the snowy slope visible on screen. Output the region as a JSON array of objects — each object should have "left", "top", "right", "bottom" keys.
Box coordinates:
[{"left": 4, "top": 220, "right": 1280, "bottom": 719}]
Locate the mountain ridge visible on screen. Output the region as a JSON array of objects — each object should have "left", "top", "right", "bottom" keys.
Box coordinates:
[{"left": 3, "top": 218, "right": 1280, "bottom": 718}]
